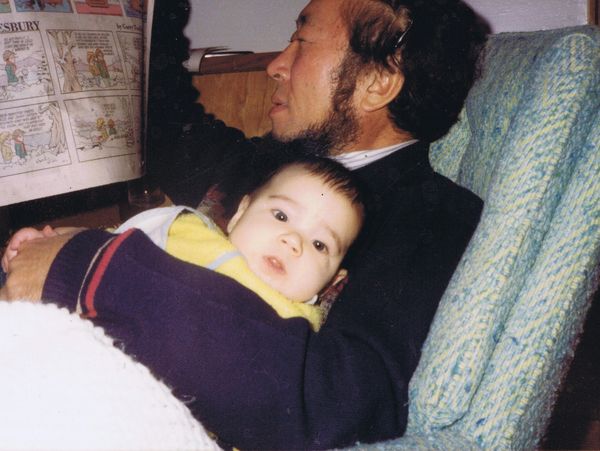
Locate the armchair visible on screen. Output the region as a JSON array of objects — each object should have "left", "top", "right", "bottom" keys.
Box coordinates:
[{"left": 351, "top": 25, "right": 600, "bottom": 450}]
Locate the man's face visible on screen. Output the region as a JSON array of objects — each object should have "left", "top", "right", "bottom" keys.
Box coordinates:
[
  {"left": 266, "top": 0, "right": 359, "bottom": 151},
  {"left": 227, "top": 165, "right": 362, "bottom": 302}
]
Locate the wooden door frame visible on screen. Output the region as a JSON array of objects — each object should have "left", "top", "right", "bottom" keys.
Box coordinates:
[{"left": 590, "top": 0, "right": 600, "bottom": 25}]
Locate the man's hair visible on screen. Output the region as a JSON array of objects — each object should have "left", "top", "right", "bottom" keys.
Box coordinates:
[{"left": 341, "top": 0, "right": 489, "bottom": 142}]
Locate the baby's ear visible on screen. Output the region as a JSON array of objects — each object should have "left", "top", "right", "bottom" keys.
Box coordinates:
[
  {"left": 317, "top": 269, "right": 349, "bottom": 321},
  {"left": 226, "top": 195, "right": 250, "bottom": 234},
  {"left": 331, "top": 268, "right": 348, "bottom": 288},
  {"left": 319, "top": 268, "right": 348, "bottom": 299}
]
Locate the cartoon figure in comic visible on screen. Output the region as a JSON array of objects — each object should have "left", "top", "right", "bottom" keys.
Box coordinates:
[
  {"left": 125, "top": 124, "right": 134, "bottom": 147},
  {"left": 3, "top": 50, "right": 18, "bottom": 85},
  {"left": 0, "top": 103, "right": 71, "bottom": 176},
  {"left": 15, "top": 0, "right": 71, "bottom": 12},
  {"left": 12, "top": 129, "right": 26, "bottom": 160},
  {"left": 107, "top": 118, "right": 117, "bottom": 136},
  {"left": 126, "top": 53, "right": 140, "bottom": 83},
  {"left": 0, "top": 131, "right": 13, "bottom": 164},
  {"left": 32, "top": 0, "right": 46, "bottom": 10},
  {"left": 48, "top": 30, "right": 126, "bottom": 92},
  {"left": 116, "top": 31, "right": 141, "bottom": 87},
  {"left": 92, "top": 117, "right": 109, "bottom": 147},
  {"left": 49, "top": 31, "right": 82, "bottom": 93},
  {"left": 0, "top": 35, "right": 53, "bottom": 101},
  {"left": 0, "top": 0, "right": 11, "bottom": 14},
  {"left": 87, "top": 50, "right": 101, "bottom": 87},
  {"left": 94, "top": 48, "right": 110, "bottom": 87},
  {"left": 130, "top": 0, "right": 142, "bottom": 12},
  {"left": 66, "top": 96, "right": 136, "bottom": 157}
]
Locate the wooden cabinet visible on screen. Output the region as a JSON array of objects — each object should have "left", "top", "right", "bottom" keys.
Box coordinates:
[{"left": 191, "top": 52, "right": 278, "bottom": 138}]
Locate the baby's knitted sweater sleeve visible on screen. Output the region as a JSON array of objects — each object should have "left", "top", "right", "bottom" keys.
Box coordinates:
[{"left": 42, "top": 228, "right": 401, "bottom": 450}]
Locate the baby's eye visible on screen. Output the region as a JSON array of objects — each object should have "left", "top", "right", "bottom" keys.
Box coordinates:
[
  {"left": 272, "top": 210, "right": 287, "bottom": 222},
  {"left": 313, "top": 240, "right": 328, "bottom": 253}
]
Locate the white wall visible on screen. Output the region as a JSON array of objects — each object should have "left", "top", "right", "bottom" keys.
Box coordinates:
[
  {"left": 463, "top": 0, "right": 588, "bottom": 33},
  {"left": 184, "top": 0, "right": 590, "bottom": 52},
  {"left": 184, "top": 0, "right": 307, "bottom": 52}
]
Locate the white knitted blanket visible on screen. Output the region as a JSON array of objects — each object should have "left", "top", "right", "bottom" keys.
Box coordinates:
[{"left": 0, "top": 301, "right": 221, "bottom": 451}]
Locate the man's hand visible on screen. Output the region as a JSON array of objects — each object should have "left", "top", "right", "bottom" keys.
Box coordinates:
[
  {"left": 1, "top": 225, "right": 57, "bottom": 272},
  {"left": 0, "top": 231, "right": 78, "bottom": 301}
]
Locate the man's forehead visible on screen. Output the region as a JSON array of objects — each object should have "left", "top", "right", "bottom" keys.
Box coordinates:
[{"left": 296, "top": 0, "right": 346, "bottom": 29}]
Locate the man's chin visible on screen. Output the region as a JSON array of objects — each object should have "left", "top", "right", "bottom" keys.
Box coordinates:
[
  {"left": 263, "top": 121, "right": 347, "bottom": 157},
  {"left": 259, "top": 132, "right": 326, "bottom": 157},
  {"left": 268, "top": 126, "right": 300, "bottom": 143}
]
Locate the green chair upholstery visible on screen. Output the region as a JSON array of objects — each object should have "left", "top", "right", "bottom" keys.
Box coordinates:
[{"left": 350, "top": 26, "right": 600, "bottom": 450}]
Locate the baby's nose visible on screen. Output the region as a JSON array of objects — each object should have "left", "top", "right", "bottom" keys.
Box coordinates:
[{"left": 280, "top": 233, "right": 302, "bottom": 256}]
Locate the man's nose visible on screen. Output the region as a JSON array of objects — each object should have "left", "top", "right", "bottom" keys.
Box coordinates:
[
  {"left": 266, "top": 45, "right": 293, "bottom": 82},
  {"left": 280, "top": 232, "right": 302, "bottom": 256}
]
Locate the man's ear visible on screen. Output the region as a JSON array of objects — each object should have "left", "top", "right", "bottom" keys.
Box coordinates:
[
  {"left": 226, "top": 195, "right": 250, "bottom": 234},
  {"left": 358, "top": 67, "right": 404, "bottom": 112}
]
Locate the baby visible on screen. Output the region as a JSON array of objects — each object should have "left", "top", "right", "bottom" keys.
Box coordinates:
[{"left": 2, "top": 155, "right": 365, "bottom": 330}]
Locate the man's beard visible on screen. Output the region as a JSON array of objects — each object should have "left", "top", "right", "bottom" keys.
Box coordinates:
[{"left": 266, "top": 51, "right": 362, "bottom": 157}]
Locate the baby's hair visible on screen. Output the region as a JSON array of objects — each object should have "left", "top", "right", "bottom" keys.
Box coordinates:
[
  {"left": 214, "top": 139, "right": 369, "bottom": 222},
  {"left": 252, "top": 153, "right": 366, "bottom": 219}
]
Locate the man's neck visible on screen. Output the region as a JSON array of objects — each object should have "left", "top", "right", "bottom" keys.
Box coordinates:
[{"left": 332, "top": 119, "right": 414, "bottom": 155}]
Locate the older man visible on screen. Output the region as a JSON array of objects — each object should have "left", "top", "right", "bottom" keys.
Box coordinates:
[{"left": 2, "top": 0, "right": 488, "bottom": 449}]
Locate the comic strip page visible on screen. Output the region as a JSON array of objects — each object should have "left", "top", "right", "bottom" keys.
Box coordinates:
[{"left": 0, "top": 0, "right": 152, "bottom": 206}]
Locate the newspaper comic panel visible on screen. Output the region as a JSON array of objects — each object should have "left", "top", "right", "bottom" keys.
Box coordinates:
[{"left": 0, "top": 0, "right": 151, "bottom": 206}]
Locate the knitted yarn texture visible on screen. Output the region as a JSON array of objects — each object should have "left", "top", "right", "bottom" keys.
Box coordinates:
[{"left": 0, "top": 301, "right": 221, "bottom": 451}]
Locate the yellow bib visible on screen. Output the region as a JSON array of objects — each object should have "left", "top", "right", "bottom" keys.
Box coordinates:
[{"left": 166, "top": 213, "right": 323, "bottom": 331}]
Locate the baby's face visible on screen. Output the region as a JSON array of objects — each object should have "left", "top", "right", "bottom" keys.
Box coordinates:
[{"left": 227, "top": 165, "right": 362, "bottom": 302}]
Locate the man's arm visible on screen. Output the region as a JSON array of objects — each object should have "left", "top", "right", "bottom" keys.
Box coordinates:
[
  {"left": 145, "top": 0, "right": 260, "bottom": 211},
  {"left": 0, "top": 230, "right": 79, "bottom": 301}
]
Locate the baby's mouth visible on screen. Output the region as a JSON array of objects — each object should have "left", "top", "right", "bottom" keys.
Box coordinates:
[{"left": 263, "top": 255, "right": 286, "bottom": 275}]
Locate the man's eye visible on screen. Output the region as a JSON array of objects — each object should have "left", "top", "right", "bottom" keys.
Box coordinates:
[
  {"left": 289, "top": 33, "right": 305, "bottom": 44},
  {"left": 272, "top": 210, "right": 287, "bottom": 222},
  {"left": 313, "top": 240, "right": 328, "bottom": 253}
]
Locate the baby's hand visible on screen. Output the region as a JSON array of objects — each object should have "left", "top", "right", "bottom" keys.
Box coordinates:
[{"left": 1, "top": 226, "right": 57, "bottom": 272}]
